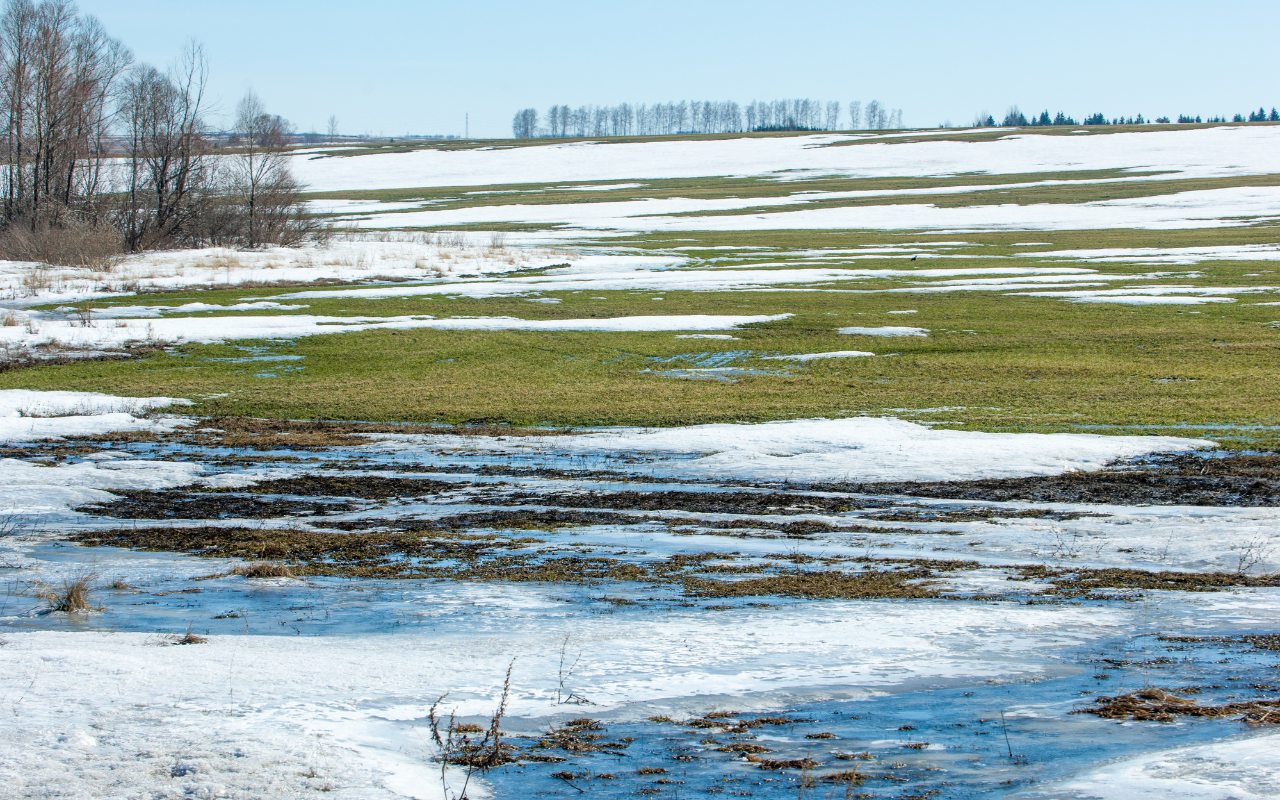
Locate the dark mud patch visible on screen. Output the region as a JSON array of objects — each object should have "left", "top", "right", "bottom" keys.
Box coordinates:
[
  {"left": 78, "top": 491, "right": 357, "bottom": 520},
  {"left": 226, "top": 475, "right": 457, "bottom": 499},
  {"left": 832, "top": 455, "right": 1280, "bottom": 506},
  {"left": 503, "top": 490, "right": 881, "bottom": 515},
  {"left": 1017, "top": 565, "right": 1280, "bottom": 595},
  {"left": 77, "top": 476, "right": 458, "bottom": 519}
]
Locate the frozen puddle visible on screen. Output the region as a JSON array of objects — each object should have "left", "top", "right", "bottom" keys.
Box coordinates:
[{"left": 1, "top": 391, "right": 1278, "bottom": 799}]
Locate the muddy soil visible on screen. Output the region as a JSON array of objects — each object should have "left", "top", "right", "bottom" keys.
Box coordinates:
[
  {"left": 834, "top": 455, "right": 1280, "bottom": 506},
  {"left": 502, "top": 490, "right": 881, "bottom": 515},
  {"left": 78, "top": 491, "right": 357, "bottom": 520}
]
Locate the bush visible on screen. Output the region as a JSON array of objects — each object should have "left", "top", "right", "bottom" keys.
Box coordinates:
[
  {"left": 41, "top": 570, "right": 101, "bottom": 613},
  {"left": 0, "top": 219, "right": 123, "bottom": 268}
]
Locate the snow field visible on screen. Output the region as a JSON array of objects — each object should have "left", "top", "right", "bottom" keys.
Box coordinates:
[{"left": 292, "top": 126, "right": 1280, "bottom": 192}]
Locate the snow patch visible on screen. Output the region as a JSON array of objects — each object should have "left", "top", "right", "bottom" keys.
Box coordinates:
[{"left": 838, "top": 326, "right": 929, "bottom": 337}]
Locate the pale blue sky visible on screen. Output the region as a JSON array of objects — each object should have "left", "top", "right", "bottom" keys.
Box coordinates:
[{"left": 76, "top": 0, "right": 1280, "bottom": 138}]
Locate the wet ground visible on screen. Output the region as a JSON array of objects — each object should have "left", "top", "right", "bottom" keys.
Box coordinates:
[{"left": 3, "top": 421, "right": 1279, "bottom": 798}]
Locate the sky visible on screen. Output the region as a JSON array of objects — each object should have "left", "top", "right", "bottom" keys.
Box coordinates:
[{"left": 75, "top": 0, "right": 1280, "bottom": 139}]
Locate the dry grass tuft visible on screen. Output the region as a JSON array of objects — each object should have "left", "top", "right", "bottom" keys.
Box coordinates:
[
  {"left": 106, "top": 579, "right": 134, "bottom": 590},
  {"left": 159, "top": 625, "right": 209, "bottom": 645},
  {"left": 40, "top": 570, "right": 101, "bottom": 613},
  {"left": 234, "top": 561, "right": 296, "bottom": 579}
]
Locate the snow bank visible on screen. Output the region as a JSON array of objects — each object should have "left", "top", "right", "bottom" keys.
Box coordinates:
[
  {"left": 0, "top": 239, "right": 596, "bottom": 307},
  {"left": 0, "top": 390, "right": 190, "bottom": 443},
  {"left": 762, "top": 350, "right": 875, "bottom": 361},
  {"left": 1014, "top": 286, "right": 1272, "bottom": 304},
  {"left": 383, "top": 417, "right": 1213, "bottom": 483},
  {"left": 1019, "top": 243, "right": 1280, "bottom": 265},
  {"left": 1033, "top": 732, "right": 1280, "bottom": 800},
  {"left": 838, "top": 326, "right": 929, "bottom": 337},
  {"left": 280, "top": 266, "right": 1102, "bottom": 301},
  {"left": 326, "top": 184, "right": 1280, "bottom": 234},
  {"left": 0, "top": 313, "right": 792, "bottom": 353}
]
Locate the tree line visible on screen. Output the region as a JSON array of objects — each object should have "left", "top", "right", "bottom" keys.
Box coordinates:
[
  {"left": 0, "top": 0, "right": 314, "bottom": 265},
  {"left": 973, "top": 104, "right": 1280, "bottom": 128},
  {"left": 512, "top": 99, "right": 904, "bottom": 139}
]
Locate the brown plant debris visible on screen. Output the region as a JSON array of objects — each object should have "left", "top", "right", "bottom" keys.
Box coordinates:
[
  {"left": 1017, "top": 566, "right": 1280, "bottom": 595},
  {"left": 68, "top": 525, "right": 970, "bottom": 597},
  {"left": 745, "top": 755, "right": 822, "bottom": 770},
  {"left": 1081, "top": 688, "right": 1280, "bottom": 724},
  {"left": 40, "top": 570, "right": 101, "bottom": 613},
  {"left": 533, "top": 718, "right": 630, "bottom": 756},
  {"left": 1158, "top": 634, "right": 1280, "bottom": 651}
]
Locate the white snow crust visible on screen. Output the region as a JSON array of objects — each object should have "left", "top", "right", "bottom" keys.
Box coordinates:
[
  {"left": 379, "top": 417, "right": 1212, "bottom": 483},
  {"left": 0, "top": 390, "right": 190, "bottom": 443},
  {"left": 1031, "top": 732, "right": 1280, "bottom": 799},
  {"left": 762, "top": 351, "right": 876, "bottom": 361},
  {"left": 837, "top": 326, "right": 930, "bottom": 336}
]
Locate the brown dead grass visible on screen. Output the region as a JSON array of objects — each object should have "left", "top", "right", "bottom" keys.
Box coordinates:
[
  {"left": 1082, "top": 688, "right": 1280, "bottom": 724},
  {"left": 234, "top": 561, "right": 296, "bottom": 579},
  {"left": 40, "top": 570, "right": 100, "bottom": 612}
]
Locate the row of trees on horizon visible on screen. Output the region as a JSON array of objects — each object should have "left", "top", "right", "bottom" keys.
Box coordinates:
[
  {"left": 0, "top": 0, "right": 314, "bottom": 266},
  {"left": 512, "top": 99, "right": 904, "bottom": 139},
  {"left": 972, "top": 105, "right": 1280, "bottom": 128}
]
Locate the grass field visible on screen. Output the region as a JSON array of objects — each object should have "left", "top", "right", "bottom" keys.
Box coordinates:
[
  {"left": 8, "top": 284, "right": 1280, "bottom": 447},
  {"left": 4, "top": 123, "right": 1280, "bottom": 447}
]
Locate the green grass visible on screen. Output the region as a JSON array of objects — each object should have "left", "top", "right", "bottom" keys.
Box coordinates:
[{"left": 6, "top": 287, "right": 1280, "bottom": 448}]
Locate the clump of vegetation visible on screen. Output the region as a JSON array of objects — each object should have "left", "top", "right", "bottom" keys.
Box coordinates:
[
  {"left": 427, "top": 661, "right": 517, "bottom": 799},
  {"left": 39, "top": 570, "right": 101, "bottom": 613},
  {"left": 1081, "top": 688, "right": 1280, "bottom": 724},
  {"left": 159, "top": 625, "right": 209, "bottom": 645},
  {"left": 234, "top": 561, "right": 296, "bottom": 579}
]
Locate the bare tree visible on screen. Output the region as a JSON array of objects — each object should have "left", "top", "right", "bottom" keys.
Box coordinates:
[
  {"left": 511, "top": 107, "right": 536, "bottom": 138},
  {"left": 118, "top": 40, "right": 211, "bottom": 250},
  {"left": 848, "top": 101, "right": 862, "bottom": 130},
  {"left": 865, "top": 100, "right": 881, "bottom": 129},
  {"left": 326, "top": 113, "right": 337, "bottom": 138},
  {"left": 0, "top": 0, "right": 130, "bottom": 230},
  {"left": 230, "top": 90, "right": 298, "bottom": 247}
]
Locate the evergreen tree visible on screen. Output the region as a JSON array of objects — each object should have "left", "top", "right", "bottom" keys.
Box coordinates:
[
  {"left": 1001, "top": 106, "right": 1029, "bottom": 126},
  {"left": 1083, "top": 113, "right": 1108, "bottom": 125}
]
